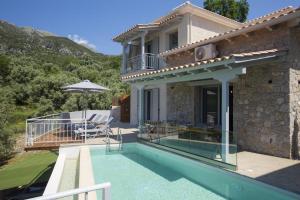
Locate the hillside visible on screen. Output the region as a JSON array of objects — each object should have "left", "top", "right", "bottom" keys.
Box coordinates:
[
  {"left": 0, "top": 20, "right": 100, "bottom": 56},
  {"left": 0, "top": 20, "right": 127, "bottom": 159}
]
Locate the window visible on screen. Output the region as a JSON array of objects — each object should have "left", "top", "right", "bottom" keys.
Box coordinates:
[{"left": 168, "top": 31, "right": 178, "bottom": 50}]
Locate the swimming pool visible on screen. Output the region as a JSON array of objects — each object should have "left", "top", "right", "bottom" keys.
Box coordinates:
[{"left": 90, "top": 143, "right": 299, "bottom": 200}]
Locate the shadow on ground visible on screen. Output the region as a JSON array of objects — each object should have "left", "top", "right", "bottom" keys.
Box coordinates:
[
  {"left": 256, "top": 162, "right": 300, "bottom": 195},
  {"left": 0, "top": 162, "right": 55, "bottom": 200}
]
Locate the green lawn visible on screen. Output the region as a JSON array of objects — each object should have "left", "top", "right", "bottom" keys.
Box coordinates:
[{"left": 0, "top": 151, "right": 58, "bottom": 190}]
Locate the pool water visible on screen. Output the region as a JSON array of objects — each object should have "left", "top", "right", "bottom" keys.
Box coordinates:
[{"left": 90, "top": 143, "right": 299, "bottom": 200}]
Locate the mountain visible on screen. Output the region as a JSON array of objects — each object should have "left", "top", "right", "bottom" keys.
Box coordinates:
[
  {"left": 0, "top": 19, "right": 129, "bottom": 159},
  {"left": 0, "top": 20, "right": 102, "bottom": 57},
  {"left": 0, "top": 20, "right": 127, "bottom": 154}
]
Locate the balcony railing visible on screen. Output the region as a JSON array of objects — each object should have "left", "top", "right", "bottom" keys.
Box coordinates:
[{"left": 126, "top": 53, "right": 161, "bottom": 73}]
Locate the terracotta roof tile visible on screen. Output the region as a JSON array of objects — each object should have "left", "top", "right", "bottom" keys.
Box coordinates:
[
  {"left": 113, "top": 14, "right": 181, "bottom": 42},
  {"left": 160, "top": 7, "right": 299, "bottom": 57},
  {"left": 245, "top": 6, "right": 294, "bottom": 24}
]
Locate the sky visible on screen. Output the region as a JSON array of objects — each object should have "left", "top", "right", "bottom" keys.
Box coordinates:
[{"left": 0, "top": 0, "right": 299, "bottom": 55}]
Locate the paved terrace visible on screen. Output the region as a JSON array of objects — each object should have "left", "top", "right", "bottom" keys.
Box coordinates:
[{"left": 237, "top": 151, "right": 300, "bottom": 194}]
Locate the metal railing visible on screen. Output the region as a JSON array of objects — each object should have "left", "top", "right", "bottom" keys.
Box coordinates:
[
  {"left": 26, "top": 117, "right": 87, "bottom": 146},
  {"left": 126, "top": 53, "right": 160, "bottom": 72},
  {"left": 106, "top": 128, "right": 123, "bottom": 151},
  {"left": 27, "top": 182, "right": 111, "bottom": 200}
]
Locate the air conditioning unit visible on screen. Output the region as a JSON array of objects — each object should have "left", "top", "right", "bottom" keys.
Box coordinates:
[{"left": 194, "top": 44, "right": 218, "bottom": 62}]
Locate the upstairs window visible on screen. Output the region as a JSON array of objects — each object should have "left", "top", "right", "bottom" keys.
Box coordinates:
[{"left": 168, "top": 31, "right": 178, "bottom": 50}]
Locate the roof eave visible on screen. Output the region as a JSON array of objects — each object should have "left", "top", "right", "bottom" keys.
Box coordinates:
[{"left": 160, "top": 9, "right": 300, "bottom": 57}]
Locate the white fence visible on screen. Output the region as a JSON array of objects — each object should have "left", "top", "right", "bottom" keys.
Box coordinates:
[
  {"left": 25, "top": 110, "right": 113, "bottom": 147},
  {"left": 27, "top": 182, "right": 111, "bottom": 200},
  {"left": 26, "top": 118, "right": 86, "bottom": 146}
]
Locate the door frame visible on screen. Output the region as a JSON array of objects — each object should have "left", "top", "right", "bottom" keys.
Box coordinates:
[{"left": 201, "top": 85, "right": 221, "bottom": 126}]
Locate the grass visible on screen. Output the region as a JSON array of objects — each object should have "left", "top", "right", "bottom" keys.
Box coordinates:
[
  {"left": 0, "top": 151, "right": 58, "bottom": 190},
  {"left": 7, "top": 106, "right": 38, "bottom": 136}
]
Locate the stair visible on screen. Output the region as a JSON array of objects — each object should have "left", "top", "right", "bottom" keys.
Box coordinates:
[{"left": 106, "top": 128, "right": 123, "bottom": 152}]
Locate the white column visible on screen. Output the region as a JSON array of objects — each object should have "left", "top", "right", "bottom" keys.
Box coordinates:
[
  {"left": 141, "top": 32, "right": 146, "bottom": 69},
  {"left": 121, "top": 42, "right": 127, "bottom": 74},
  {"left": 221, "top": 80, "right": 230, "bottom": 162},
  {"left": 137, "top": 85, "right": 145, "bottom": 128}
]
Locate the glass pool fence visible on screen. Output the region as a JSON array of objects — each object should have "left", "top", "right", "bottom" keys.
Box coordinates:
[{"left": 138, "top": 121, "right": 237, "bottom": 168}]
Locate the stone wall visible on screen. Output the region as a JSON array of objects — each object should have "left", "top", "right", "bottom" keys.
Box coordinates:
[
  {"left": 167, "top": 84, "right": 194, "bottom": 124},
  {"left": 233, "top": 63, "right": 291, "bottom": 158},
  {"left": 288, "top": 26, "right": 300, "bottom": 159},
  {"left": 165, "top": 23, "right": 290, "bottom": 67},
  {"left": 163, "top": 23, "right": 300, "bottom": 158}
]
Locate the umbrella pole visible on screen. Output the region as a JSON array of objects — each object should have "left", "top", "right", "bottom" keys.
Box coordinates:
[
  {"left": 85, "top": 91, "right": 87, "bottom": 143},
  {"left": 85, "top": 109, "right": 87, "bottom": 143}
]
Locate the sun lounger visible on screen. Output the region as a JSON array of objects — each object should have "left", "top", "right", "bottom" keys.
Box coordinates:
[{"left": 74, "top": 116, "right": 114, "bottom": 139}]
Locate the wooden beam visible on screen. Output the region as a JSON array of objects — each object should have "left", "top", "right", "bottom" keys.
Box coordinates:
[
  {"left": 224, "top": 64, "right": 232, "bottom": 70},
  {"left": 164, "top": 74, "right": 176, "bottom": 79},
  {"left": 190, "top": 69, "right": 206, "bottom": 74},
  {"left": 265, "top": 26, "right": 273, "bottom": 31},
  {"left": 203, "top": 67, "right": 212, "bottom": 72},
  {"left": 287, "top": 18, "right": 300, "bottom": 27},
  {"left": 177, "top": 71, "right": 191, "bottom": 76},
  {"left": 225, "top": 38, "right": 233, "bottom": 43},
  {"left": 242, "top": 33, "right": 249, "bottom": 38}
]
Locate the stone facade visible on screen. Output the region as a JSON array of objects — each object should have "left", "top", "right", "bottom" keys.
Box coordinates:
[
  {"left": 163, "top": 23, "right": 300, "bottom": 158},
  {"left": 167, "top": 84, "right": 194, "bottom": 124},
  {"left": 288, "top": 26, "right": 300, "bottom": 159},
  {"left": 166, "top": 23, "right": 290, "bottom": 68},
  {"left": 233, "top": 63, "right": 291, "bottom": 157}
]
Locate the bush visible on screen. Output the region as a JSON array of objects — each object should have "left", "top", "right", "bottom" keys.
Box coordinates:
[{"left": 0, "top": 128, "right": 15, "bottom": 161}]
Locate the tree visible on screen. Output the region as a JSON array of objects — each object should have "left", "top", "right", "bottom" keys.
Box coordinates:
[
  {"left": 0, "top": 54, "right": 11, "bottom": 83},
  {"left": 0, "top": 88, "right": 15, "bottom": 161},
  {"left": 203, "top": 0, "right": 249, "bottom": 22}
]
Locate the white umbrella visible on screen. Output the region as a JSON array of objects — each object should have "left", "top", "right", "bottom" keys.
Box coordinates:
[{"left": 62, "top": 80, "right": 110, "bottom": 141}]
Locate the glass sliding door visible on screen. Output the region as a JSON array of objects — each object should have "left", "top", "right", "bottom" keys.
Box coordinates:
[{"left": 202, "top": 87, "right": 219, "bottom": 127}]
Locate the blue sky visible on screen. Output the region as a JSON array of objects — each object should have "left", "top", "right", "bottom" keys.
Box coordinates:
[{"left": 0, "top": 0, "right": 299, "bottom": 55}]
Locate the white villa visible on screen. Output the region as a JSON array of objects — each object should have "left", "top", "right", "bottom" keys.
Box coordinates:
[
  {"left": 113, "top": 1, "right": 300, "bottom": 162},
  {"left": 22, "top": 2, "right": 300, "bottom": 200}
]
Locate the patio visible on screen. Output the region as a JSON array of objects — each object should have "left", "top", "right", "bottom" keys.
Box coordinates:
[
  {"left": 25, "top": 116, "right": 139, "bottom": 151},
  {"left": 237, "top": 151, "right": 300, "bottom": 194}
]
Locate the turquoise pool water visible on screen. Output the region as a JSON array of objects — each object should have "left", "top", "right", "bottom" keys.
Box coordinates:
[{"left": 90, "top": 143, "right": 299, "bottom": 200}]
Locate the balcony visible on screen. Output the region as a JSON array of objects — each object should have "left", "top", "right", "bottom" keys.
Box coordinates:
[{"left": 125, "top": 53, "right": 161, "bottom": 73}]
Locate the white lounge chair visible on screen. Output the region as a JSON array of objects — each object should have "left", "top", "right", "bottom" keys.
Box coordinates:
[{"left": 74, "top": 117, "right": 114, "bottom": 139}]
